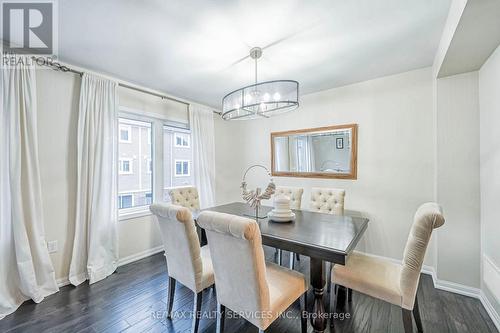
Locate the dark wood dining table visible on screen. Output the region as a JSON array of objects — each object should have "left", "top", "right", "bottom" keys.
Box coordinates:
[{"left": 196, "top": 202, "right": 369, "bottom": 333}]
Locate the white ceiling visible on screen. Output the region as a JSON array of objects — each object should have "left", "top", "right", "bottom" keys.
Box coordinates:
[
  {"left": 438, "top": 0, "right": 500, "bottom": 78},
  {"left": 59, "top": 0, "right": 451, "bottom": 108}
]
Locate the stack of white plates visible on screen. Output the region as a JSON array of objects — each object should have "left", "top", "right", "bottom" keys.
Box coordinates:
[{"left": 267, "top": 195, "right": 295, "bottom": 222}]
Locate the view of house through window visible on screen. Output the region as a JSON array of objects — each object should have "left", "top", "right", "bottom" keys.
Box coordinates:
[
  {"left": 118, "top": 117, "right": 194, "bottom": 212},
  {"left": 118, "top": 118, "right": 152, "bottom": 211},
  {"left": 164, "top": 127, "right": 194, "bottom": 201}
]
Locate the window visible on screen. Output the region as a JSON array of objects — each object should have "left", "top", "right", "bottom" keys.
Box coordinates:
[
  {"left": 118, "top": 118, "right": 152, "bottom": 214},
  {"left": 119, "top": 158, "right": 133, "bottom": 174},
  {"left": 164, "top": 127, "right": 194, "bottom": 200},
  {"left": 145, "top": 192, "right": 152, "bottom": 205},
  {"left": 118, "top": 194, "right": 133, "bottom": 209},
  {"left": 117, "top": 107, "right": 195, "bottom": 216},
  {"left": 119, "top": 125, "right": 131, "bottom": 143},
  {"left": 174, "top": 133, "right": 190, "bottom": 148},
  {"left": 175, "top": 160, "right": 190, "bottom": 176}
]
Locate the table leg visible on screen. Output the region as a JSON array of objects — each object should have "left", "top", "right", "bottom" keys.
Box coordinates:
[{"left": 309, "top": 257, "right": 327, "bottom": 332}]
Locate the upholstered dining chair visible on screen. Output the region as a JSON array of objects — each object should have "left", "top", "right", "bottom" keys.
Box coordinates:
[
  {"left": 197, "top": 211, "right": 308, "bottom": 333},
  {"left": 168, "top": 186, "right": 200, "bottom": 210},
  {"left": 309, "top": 187, "right": 347, "bottom": 292},
  {"left": 310, "top": 187, "right": 345, "bottom": 215},
  {"left": 274, "top": 186, "right": 304, "bottom": 269},
  {"left": 150, "top": 203, "right": 214, "bottom": 333},
  {"left": 329, "top": 202, "right": 445, "bottom": 333},
  {"left": 275, "top": 186, "right": 304, "bottom": 210}
]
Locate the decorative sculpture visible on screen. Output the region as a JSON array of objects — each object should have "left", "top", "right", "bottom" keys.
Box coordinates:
[{"left": 240, "top": 164, "right": 276, "bottom": 219}]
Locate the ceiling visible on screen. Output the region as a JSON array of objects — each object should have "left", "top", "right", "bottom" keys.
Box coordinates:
[
  {"left": 59, "top": 0, "right": 451, "bottom": 108},
  {"left": 438, "top": 0, "right": 500, "bottom": 78}
]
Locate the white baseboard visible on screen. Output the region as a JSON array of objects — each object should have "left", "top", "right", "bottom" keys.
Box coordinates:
[
  {"left": 117, "top": 245, "right": 165, "bottom": 267},
  {"left": 483, "top": 255, "right": 500, "bottom": 302},
  {"left": 481, "top": 289, "right": 500, "bottom": 332}
]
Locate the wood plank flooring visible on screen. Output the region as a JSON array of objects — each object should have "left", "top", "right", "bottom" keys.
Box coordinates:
[{"left": 1, "top": 248, "right": 497, "bottom": 333}]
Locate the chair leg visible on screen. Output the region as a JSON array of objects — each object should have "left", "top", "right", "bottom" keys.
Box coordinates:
[
  {"left": 289, "top": 251, "right": 295, "bottom": 269},
  {"left": 413, "top": 296, "right": 423, "bottom": 332},
  {"left": 300, "top": 292, "right": 307, "bottom": 333},
  {"left": 216, "top": 302, "right": 226, "bottom": 333},
  {"left": 167, "top": 277, "right": 176, "bottom": 319},
  {"left": 296, "top": 253, "right": 300, "bottom": 261},
  {"left": 402, "top": 308, "right": 414, "bottom": 333},
  {"left": 192, "top": 292, "right": 203, "bottom": 333},
  {"left": 347, "top": 288, "right": 353, "bottom": 302},
  {"left": 276, "top": 249, "right": 283, "bottom": 265},
  {"left": 329, "top": 284, "right": 339, "bottom": 328}
]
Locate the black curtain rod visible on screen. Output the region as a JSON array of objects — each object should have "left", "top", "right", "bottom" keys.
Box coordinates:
[{"left": 31, "top": 56, "right": 222, "bottom": 115}]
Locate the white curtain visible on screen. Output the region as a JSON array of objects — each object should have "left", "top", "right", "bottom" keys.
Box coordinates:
[
  {"left": 69, "top": 73, "right": 118, "bottom": 286},
  {"left": 0, "top": 56, "right": 59, "bottom": 320},
  {"left": 189, "top": 105, "right": 216, "bottom": 208}
]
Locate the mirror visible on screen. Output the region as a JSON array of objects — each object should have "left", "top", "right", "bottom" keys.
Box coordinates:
[{"left": 271, "top": 124, "right": 358, "bottom": 179}]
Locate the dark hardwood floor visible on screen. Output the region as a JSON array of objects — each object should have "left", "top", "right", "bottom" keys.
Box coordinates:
[{"left": 1, "top": 248, "right": 497, "bottom": 333}]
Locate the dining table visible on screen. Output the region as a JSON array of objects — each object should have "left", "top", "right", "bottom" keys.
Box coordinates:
[{"left": 195, "top": 201, "right": 369, "bottom": 333}]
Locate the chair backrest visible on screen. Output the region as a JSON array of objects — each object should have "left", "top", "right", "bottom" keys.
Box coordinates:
[
  {"left": 150, "top": 203, "right": 203, "bottom": 292},
  {"left": 400, "top": 202, "right": 445, "bottom": 309},
  {"left": 168, "top": 186, "right": 200, "bottom": 210},
  {"left": 275, "top": 186, "right": 304, "bottom": 210},
  {"left": 310, "top": 187, "right": 345, "bottom": 215},
  {"left": 197, "top": 211, "right": 270, "bottom": 328}
]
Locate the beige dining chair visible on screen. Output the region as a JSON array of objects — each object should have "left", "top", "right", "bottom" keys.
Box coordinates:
[
  {"left": 150, "top": 203, "right": 214, "bottom": 333},
  {"left": 309, "top": 187, "right": 348, "bottom": 294},
  {"left": 275, "top": 186, "right": 304, "bottom": 210},
  {"left": 310, "top": 187, "right": 346, "bottom": 215},
  {"left": 329, "top": 202, "right": 445, "bottom": 333},
  {"left": 168, "top": 186, "right": 200, "bottom": 210},
  {"left": 274, "top": 186, "right": 304, "bottom": 269},
  {"left": 197, "top": 211, "right": 308, "bottom": 333}
]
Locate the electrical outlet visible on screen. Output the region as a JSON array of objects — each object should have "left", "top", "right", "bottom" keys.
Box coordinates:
[{"left": 47, "top": 240, "right": 58, "bottom": 254}]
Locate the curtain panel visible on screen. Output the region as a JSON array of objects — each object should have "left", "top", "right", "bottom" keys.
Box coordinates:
[
  {"left": 0, "top": 56, "right": 59, "bottom": 320},
  {"left": 189, "top": 105, "right": 216, "bottom": 208},
  {"left": 69, "top": 73, "right": 119, "bottom": 286}
]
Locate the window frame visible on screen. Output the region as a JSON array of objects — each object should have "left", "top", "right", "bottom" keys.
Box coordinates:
[
  {"left": 119, "top": 124, "right": 132, "bottom": 143},
  {"left": 146, "top": 158, "right": 153, "bottom": 174},
  {"left": 118, "top": 112, "right": 155, "bottom": 220},
  {"left": 174, "top": 132, "right": 190, "bottom": 148},
  {"left": 119, "top": 158, "right": 133, "bottom": 175},
  {"left": 118, "top": 194, "right": 134, "bottom": 209},
  {"left": 174, "top": 159, "right": 191, "bottom": 177},
  {"left": 117, "top": 106, "right": 192, "bottom": 221}
]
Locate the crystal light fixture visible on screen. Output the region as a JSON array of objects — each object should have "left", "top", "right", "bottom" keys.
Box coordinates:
[{"left": 221, "top": 47, "right": 299, "bottom": 120}]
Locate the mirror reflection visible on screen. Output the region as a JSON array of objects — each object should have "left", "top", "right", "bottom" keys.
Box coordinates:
[{"left": 271, "top": 124, "right": 357, "bottom": 179}]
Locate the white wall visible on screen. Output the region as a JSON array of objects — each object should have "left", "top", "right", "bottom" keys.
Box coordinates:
[
  {"left": 215, "top": 67, "right": 438, "bottom": 267},
  {"left": 436, "top": 71, "right": 481, "bottom": 288},
  {"left": 479, "top": 44, "right": 500, "bottom": 316},
  {"left": 36, "top": 69, "right": 196, "bottom": 281}
]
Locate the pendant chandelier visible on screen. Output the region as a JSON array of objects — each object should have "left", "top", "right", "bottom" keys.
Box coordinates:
[{"left": 221, "top": 47, "right": 299, "bottom": 120}]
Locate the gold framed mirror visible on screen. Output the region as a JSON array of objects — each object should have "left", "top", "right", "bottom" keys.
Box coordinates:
[{"left": 271, "top": 124, "right": 358, "bottom": 179}]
